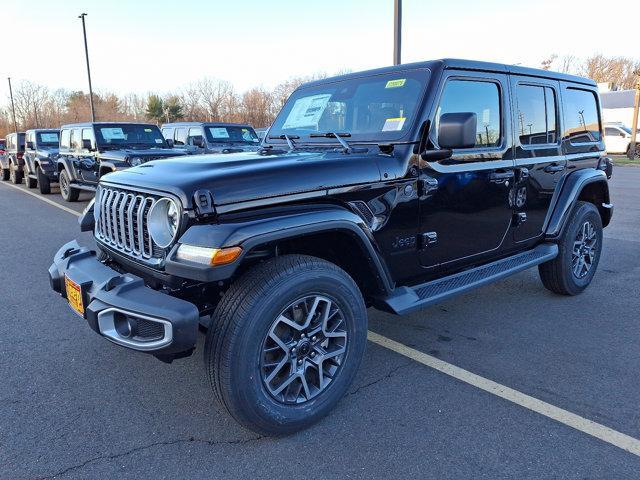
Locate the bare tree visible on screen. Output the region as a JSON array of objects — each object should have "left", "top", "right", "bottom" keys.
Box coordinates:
[{"left": 197, "top": 78, "right": 235, "bottom": 121}]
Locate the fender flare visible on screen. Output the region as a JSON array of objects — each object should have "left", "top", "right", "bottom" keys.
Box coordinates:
[
  {"left": 544, "top": 169, "right": 611, "bottom": 239},
  {"left": 164, "top": 204, "right": 395, "bottom": 293}
]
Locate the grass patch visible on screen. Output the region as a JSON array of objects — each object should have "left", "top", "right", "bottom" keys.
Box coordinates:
[{"left": 610, "top": 155, "right": 640, "bottom": 167}]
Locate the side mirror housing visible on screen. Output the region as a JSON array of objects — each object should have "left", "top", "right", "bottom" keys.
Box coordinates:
[
  {"left": 26, "top": 141, "right": 34, "bottom": 150},
  {"left": 192, "top": 135, "right": 205, "bottom": 148},
  {"left": 438, "top": 112, "right": 477, "bottom": 149},
  {"left": 82, "top": 139, "right": 93, "bottom": 151},
  {"left": 166, "top": 138, "right": 174, "bottom": 148}
]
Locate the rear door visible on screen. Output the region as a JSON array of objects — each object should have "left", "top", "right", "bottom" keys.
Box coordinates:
[
  {"left": 510, "top": 77, "right": 564, "bottom": 243},
  {"left": 419, "top": 71, "right": 516, "bottom": 269}
]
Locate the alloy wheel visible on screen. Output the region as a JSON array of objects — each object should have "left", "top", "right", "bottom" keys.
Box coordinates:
[
  {"left": 572, "top": 220, "right": 597, "bottom": 279},
  {"left": 260, "top": 295, "right": 348, "bottom": 405}
]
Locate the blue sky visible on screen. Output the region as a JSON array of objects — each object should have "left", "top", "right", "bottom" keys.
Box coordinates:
[{"left": 1, "top": 0, "right": 638, "bottom": 101}]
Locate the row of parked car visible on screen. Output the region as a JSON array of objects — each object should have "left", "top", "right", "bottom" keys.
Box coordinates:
[{"left": 0, "top": 121, "right": 263, "bottom": 200}]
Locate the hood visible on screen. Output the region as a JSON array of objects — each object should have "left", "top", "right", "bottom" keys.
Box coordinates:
[
  {"left": 102, "top": 150, "right": 383, "bottom": 209},
  {"left": 37, "top": 147, "right": 59, "bottom": 156},
  {"left": 100, "top": 147, "right": 186, "bottom": 162}
]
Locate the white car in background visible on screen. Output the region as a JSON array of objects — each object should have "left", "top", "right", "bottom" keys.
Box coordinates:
[{"left": 604, "top": 122, "right": 638, "bottom": 155}]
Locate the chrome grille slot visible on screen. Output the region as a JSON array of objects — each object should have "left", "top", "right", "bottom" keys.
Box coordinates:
[{"left": 95, "top": 186, "right": 160, "bottom": 262}]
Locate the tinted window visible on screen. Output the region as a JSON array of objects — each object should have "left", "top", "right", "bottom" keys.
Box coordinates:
[
  {"left": 563, "top": 88, "right": 601, "bottom": 143},
  {"left": 205, "top": 126, "right": 260, "bottom": 144},
  {"left": 174, "top": 128, "right": 187, "bottom": 145},
  {"left": 60, "top": 130, "right": 71, "bottom": 149},
  {"left": 516, "top": 85, "right": 558, "bottom": 145},
  {"left": 605, "top": 127, "right": 622, "bottom": 136},
  {"left": 94, "top": 124, "right": 166, "bottom": 147},
  {"left": 437, "top": 80, "right": 501, "bottom": 148}
]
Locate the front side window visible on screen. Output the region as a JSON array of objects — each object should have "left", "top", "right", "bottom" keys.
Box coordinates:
[
  {"left": 268, "top": 70, "right": 429, "bottom": 143},
  {"left": 37, "top": 131, "right": 60, "bottom": 147},
  {"left": 174, "top": 128, "right": 187, "bottom": 146},
  {"left": 60, "top": 130, "right": 71, "bottom": 149},
  {"left": 187, "top": 127, "right": 204, "bottom": 145},
  {"left": 94, "top": 124, "right": 166, "bottom": 147},
  {"left": 563, "top": 88, "right": 601, "bottom": 143},
  {"left": 205, "top": 126, "right": 259, "bottom": 144},
  {"left": 436, "top": 79, "right": 501, "bottom": 148},
  {"left": 516, "top": 85, "right": 557, "bottom": 145}
]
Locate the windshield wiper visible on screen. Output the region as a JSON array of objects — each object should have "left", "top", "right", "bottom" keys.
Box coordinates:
[
  {"left": 268, "top": 134, "right": 299, "bottom": 150},
  {"left": 309, "top": 132, "right": 352, "bottom": 152}
]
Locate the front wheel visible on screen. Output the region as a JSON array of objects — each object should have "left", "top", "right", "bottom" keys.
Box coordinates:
[
  {"left": 37, "top": 167, "right": 51, "bottom": 194},
  {"left": 25, "top": 171, "right": 37, "bottom": 188},
  {"left": 59, "top": 169, "right": 79, "bottom": 202},
  {"left": 539, "top": 201, "right": 603, "bottom": 295},
  {"left": 204, "top": 255, "right": 367, "bottom": 435},
  {"left": 1, "top": 168, "right": 8, "bottom": 181}
]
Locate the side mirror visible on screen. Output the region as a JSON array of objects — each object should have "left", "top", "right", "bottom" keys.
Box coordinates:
[
  {"left": 191, "top": 135, "right": 205, "bottom": 148},
  {"left": 438, "top": 112, "right": 478, "bottom": 149},
  {"left": 166, "top": 138, "right": 174, "bottom": 147},
  {"left": 82, "top": 139, "right": 93, "bottom": 151},
  {"left": 26, "top": 141, "right": 34, "bottom": 150}
]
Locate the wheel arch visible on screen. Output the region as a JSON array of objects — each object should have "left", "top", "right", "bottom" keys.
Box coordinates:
[{"left": 545, "top": 169, "right": 612, "bottom": 239}]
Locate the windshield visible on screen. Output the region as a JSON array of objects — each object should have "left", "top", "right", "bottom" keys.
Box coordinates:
[
  {"left": 95, "top": 124, "right": 166, "bottom": 148},
  {"left": 205, "top": 126, "right": 260, "bottom": 144},
  {"left": 268, "top": 69, "right": 429, "bottom": 144},
  {"left": 37, "top": 131, "right": 59, "bottom": 147}
]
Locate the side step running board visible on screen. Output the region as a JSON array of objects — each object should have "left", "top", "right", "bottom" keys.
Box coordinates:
[{"left": 376, "top": 243, "right": 558, "bottom": 315}]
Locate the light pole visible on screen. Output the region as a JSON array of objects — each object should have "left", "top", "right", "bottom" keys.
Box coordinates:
[
  {"left": 629, "top": 70, "right": 640, "bottom": 160},
  {"left": 393, "top": 0, "right": 402, "bottom": 65},
  {"left": 78, "top": 13, "right": 96, "bottom": 121},
  {"left": 7, "top": 77, "right": 17, "bottom": 133}
]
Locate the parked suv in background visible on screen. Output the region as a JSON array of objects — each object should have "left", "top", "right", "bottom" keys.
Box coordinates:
[
  {"left": 0, "top": 139, "right": 6, "bottom": 175},
  {"left": 23, "top": 129, "right": 60, "bottom": 194},
  {"left": 1, "top": 132, "right": 26, "bottom": 183},
  {"left": 161, "top": 122, "right": 261, "bottom": 155},
  {"left": 604, "top": 122, "right": 638, "bottom": 155},
  {"left": 50, "top": 59, "right": 613, "bottom": 436},
  {"left": 56, "top": 122, "right": 186, "bottom": 202}
]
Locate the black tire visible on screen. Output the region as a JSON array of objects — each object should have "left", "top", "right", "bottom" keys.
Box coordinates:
[
  {"left": 25, "top": 171, "right": 37, "bottom": 188},
  {"left": 539, "top": 201, "right": 603, "bottom": 295},
  {"left": 9, "top": 162, "right": 23, "bottom": 185},
  {"left": 204, "top": 254, "right": 367, "bottom": 436},
  {"left": 59, "top": 169, "right": 79, "bottom": 202},
  {"left": 37, "top": 167, "right": 51, "bottom": 194},
  {"left": 1, "top": 168, "right": 8, "bottom": 181}
]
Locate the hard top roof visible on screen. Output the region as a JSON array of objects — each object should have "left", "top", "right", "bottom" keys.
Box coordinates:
[
  {"left": 161, "top": 122, "right": 255, "bottom": 128},
  {"left": 60, "top": 121, "right": 159, "bottom": 128}
]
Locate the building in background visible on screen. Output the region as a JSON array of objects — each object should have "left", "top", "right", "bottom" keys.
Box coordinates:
[{"left": 600, "top": 89, "right": 637, "bottom": 127}]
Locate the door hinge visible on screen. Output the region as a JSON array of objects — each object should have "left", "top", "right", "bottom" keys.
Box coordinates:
[
  {"left": 193, "top": 189, "right": 215, "bottom": 216},
  {"left": 418, "top": 231, "right": 438, "bottom": 249},
  {"left": 418, "top": 176, "right": 438, "bottom": 198}
]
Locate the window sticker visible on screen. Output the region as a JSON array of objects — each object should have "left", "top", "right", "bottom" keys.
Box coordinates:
[
  {"left": 144, "top": 128, "right": 153, "bottom": 132},
  {"left": 382, "top": 117, "right": 406, "bottom": 132},
  {"left": 41, "top": 133, "right": 59, "bottom": 142},
  {"left": 282, "top": 94, "right": 332, "bottom": 129},
  {"left": 155, "top": 138, "right": 163, "bottom": 144},
  {"left": 385, "top": 79, "right": 406, "bottom": 89},
  {"left": 101, "top": 127, "right": 126, "bottom": 140},
  {"left": 210, "top": 127, "right": 230, "bottom": 138}
]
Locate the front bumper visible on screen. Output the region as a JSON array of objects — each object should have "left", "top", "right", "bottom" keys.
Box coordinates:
[{"left": 49, "top": 240, "right": 199, "bottom": 357}]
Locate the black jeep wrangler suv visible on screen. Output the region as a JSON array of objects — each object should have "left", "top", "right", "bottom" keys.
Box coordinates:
[
  {"left": 23, "top": 129, "right": 60, "bottom": 194},
  {"left": 56, "top": 122, "right": 186, "bottom": 202},
  {"left": 49, "top": 59, "right": 613, "bottom": 435}
]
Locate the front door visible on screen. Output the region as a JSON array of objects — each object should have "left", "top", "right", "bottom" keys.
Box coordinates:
[
  {"left": 419, "top": 72, "right": 516, "bottom": 269},
  {"left": 510, "top": 78, "right": 565, "bottom": 243}
]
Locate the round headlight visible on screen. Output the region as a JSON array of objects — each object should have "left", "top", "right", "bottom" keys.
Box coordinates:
[
  {"left": 130, "top": 157, "right": 143, "bottom": 166},
  {"left": 148, "top": 198, "right": 179, "bottom": 248}
]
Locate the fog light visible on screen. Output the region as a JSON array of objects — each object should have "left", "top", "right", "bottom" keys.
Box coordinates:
[
  {"left": 114, "top": 311, "right": 133, "bottom": 338},
  {"left": 175, "top": 244, "right": 242, "bottom": 266}
]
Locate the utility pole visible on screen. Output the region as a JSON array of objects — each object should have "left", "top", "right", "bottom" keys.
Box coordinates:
[
  {"left": 78, "top": 13, "right": 96, "bottom": 121},
  {"left": 7, "top": 77, "right": 17, "bottom": 133},
  {"left": 628, "top": 70, "right": 640, "bottom": 160},
  {"left": 393, "top": 0, "right": 402, "bottom": 65}
]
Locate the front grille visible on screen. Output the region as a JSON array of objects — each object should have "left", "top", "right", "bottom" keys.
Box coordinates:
[{"left": 95, "top": 186, "right": 159, "bottom": 262}]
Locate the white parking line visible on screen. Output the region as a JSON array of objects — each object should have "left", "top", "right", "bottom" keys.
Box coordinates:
[
  {"left": 0, "top": 181, "right": 81, "bottom": 217},
  {"left": 368, "top": 331, "right": 640, "bottom": 457},
  {"left": 4, "top": 178, "right": 640, "bottom": 457}
]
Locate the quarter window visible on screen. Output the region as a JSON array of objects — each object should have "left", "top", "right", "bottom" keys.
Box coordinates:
[
  {"left": 436, "top": 79, "right": 501, "bottom": 148},
  {"left": 60, "top": 130, "right": 71, "bottom": 149},
  {"left": 516, "top": 85, "right": 558, "bottom": 145},
  {"left": 563, "top": 88, "right": 601, "bottom": 143}
]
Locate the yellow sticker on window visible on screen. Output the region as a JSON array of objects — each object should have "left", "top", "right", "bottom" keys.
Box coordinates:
[
  {"left": 385, "top": 79, "right": 406, "bottom": 89},
  {"left": 382, "top": 117, "right": 406, "bottom": 132},
  {"left": 144, "top": 128, "right": 152, "bottom": 132}
]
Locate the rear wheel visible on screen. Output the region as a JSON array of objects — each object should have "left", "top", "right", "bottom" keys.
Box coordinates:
[
  {"left": 204, "top": 255, "right": 367, "bottom": 435},
  {"left": 539, "top": 201, "right": 603, "bottom": 295},
  {"left": 59, "top": 169, "right": 79, "bottom": 202},
  {"left": 9, "top": 162, "right": 23, "bottom": 185},
  {"left": 37, "top": 167, "right": 51, "bottom": 194}
]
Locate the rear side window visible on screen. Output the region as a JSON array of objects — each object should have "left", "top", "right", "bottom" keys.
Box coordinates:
[
  {"left": 563, "top": 88, "right": 601, "bottom": 143},
  {"left": 516, "top": 85, "right": 558, "bottom": 145},
  {"left": 60, "top": 130, "right": 71, "bottom": 149},
  {"left": 174, "top": 128, "right": 187, "bottom": 146},
  {"left": 436, "top": 79, "right": 501, "bottom": 148}
]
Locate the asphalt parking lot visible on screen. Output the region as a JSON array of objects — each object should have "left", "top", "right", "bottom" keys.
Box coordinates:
[{"left": 1, "top": 167, "right": 639, "bottom": 479}]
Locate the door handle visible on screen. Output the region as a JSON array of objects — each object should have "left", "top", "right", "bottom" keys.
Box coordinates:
[
  {"left": 488, "top": 171, "right": 515, "bottom": 181},
  {"left": 544, "top": 164, "right": 565, "bottom": 173}
]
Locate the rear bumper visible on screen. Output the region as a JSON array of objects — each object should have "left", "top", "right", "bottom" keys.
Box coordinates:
[{"left": 48, "top": 240, "right": 199, "bottom": 356}]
